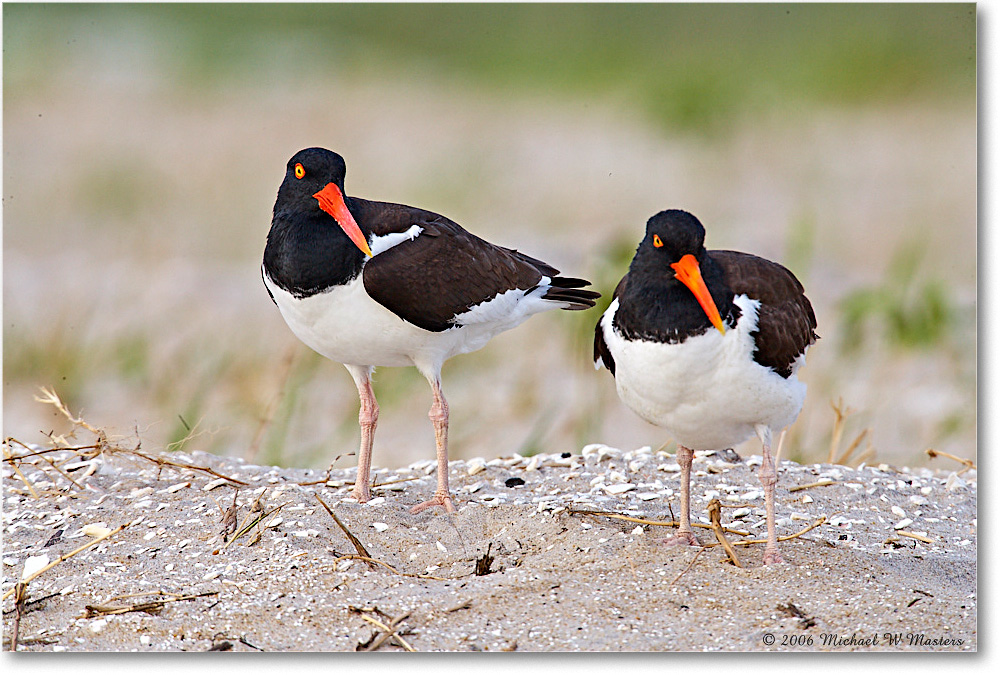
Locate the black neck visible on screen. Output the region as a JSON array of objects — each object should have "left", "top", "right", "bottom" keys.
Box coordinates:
[
  {"left": 263, "top": 202, "right": 366, "bottom": 297},
  {"left": 614, "top": 251, "right": 741, "bottom": 343}
]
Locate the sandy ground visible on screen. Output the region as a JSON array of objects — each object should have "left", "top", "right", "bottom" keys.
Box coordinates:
[{"left": 2, "top": 440, "right": 976, "bottom": 653}]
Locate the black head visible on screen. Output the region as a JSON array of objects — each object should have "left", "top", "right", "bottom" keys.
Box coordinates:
[
  {"left": 271, "top": 147, "right": 372, "bottom": 258},
  {"left": 640, "top": 209, "right": 707, "bottom": 263},
  {"left": 624, "top": 209, "right": 728, "bottom": 335},
  {"left": 275, "top": 147, "right": 349, "bottom": 211}
]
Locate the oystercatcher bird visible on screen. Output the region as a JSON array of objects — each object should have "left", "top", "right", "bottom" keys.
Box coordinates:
[
  {"left": 594, "top": 209, "right": 817, "bottom": 564},
  {"left": 263, "top": 148, "right": 599, "bottom": 514}
]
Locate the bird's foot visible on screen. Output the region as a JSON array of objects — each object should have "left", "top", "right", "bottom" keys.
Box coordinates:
[
  {"left": 662, "top": 531, "right": 701, "bottom": 547},
  {"left": 351, "top": 486, "right": 371, "bottom": 503},
  {"left": 762, "top": 548, "right": 784, "bottom": 565},
  {"left": 409, "top": 493, "right": 457, "bottom": 515}
]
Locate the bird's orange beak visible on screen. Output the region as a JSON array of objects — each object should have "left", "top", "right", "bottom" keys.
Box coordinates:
[
  {"left": 313, "top": 183, "right": 373, "bottom": 257},
  {"left": 670, "top": 254, "right": 726, "bottom": 334}
]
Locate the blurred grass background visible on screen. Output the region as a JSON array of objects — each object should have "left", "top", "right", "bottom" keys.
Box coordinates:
[{"left": 3, "top": 3, "right": 977, "bottom": 471}]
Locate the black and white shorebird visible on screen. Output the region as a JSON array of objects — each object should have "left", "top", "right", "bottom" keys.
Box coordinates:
[
  {"left": 594, "top": 209, "right": 817, "bottom": 564},
  {"left": 263, "top": 148, "right": 599, "bottom": 514}
]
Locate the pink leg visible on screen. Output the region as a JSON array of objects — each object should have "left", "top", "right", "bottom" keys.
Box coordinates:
[
  {"left": 410, "top": 378, "right": 457, "bottom": 514},
  {"left": 346, "top": 366, "right": 378, "bottom": 503},
  {"left": 664, "top": 445, "right": 700, "bottom": 547},
  {"left": 756, "top": 425, "right": 784, "bottom": 565}
]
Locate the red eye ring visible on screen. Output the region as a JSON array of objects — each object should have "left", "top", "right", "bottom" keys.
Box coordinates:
[
  {"left": 652, "top": 234, "right": 663, "bottom": 248},
  {"left": 294, "top": 163, "right": 305, "bottom": 179}
]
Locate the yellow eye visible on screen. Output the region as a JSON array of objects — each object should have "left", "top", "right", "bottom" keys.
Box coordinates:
[
  {"left": 652, "top": 234, "right": 663, "bottom": 248},
  {"left": 294, "top": 163, "right": 305, "bottom": 179}
]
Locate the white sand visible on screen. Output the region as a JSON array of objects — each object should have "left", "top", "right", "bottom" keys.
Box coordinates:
[{"left": 2, "top": 445, "right": 976, "bottom": 652}]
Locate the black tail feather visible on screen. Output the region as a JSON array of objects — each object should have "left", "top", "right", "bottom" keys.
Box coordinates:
[
  {"left": 548, "top": 276, "right": 592, "bottom": 289},
  {"left": 543, "top": 276, "right": 601, "bottom": 310}
]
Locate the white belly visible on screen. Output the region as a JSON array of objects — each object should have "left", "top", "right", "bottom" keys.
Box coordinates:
[
  {"left": 600, "top": 295, "right": 807, "bottom": 450},
  {"left": 263, "top": 270, "right": 547, "bottom": 372}
]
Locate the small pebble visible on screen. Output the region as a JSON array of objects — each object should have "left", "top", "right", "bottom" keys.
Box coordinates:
[
  {"left": 893, "top": 518, "right": 914, "bottom": 530},
  {"left": 436, "top": 541, "right": 448, "bottom": 553},
  {"left": 946, "top": 473, "right": 967, "bottom": 492},
  {"left": 603, "top": 483, "right": 636, "bottom": 495},
  {"left": 891, "top": 505, "right": 906, "bottom": 518},
  {"left": 372, "top": 522, "right": 389, "bottom": 532},
  {"left": 82, "top": 523, "right": 111, "bottom": 538},
  {"left": 505, "top": 477, "right": 526, "bottom": 488},
  {"left": 23, "top": 554, "right": 49, "bottom": 580},
  {"left": 203, "top": 478, "right": 229, "bottom": 491}
]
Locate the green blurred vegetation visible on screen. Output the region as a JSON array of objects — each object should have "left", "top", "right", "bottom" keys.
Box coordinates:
[
  {"left": 840, "top": 241, "right": 955, "bottom": 355},
  {"left": 4, "top": 2, "right": 976, "bottom": 134}
]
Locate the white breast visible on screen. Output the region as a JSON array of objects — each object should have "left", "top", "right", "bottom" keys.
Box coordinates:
[
  {"left": 599, "top": 294, "right": 807, "bottom": 450},
  {"left": 263, "top": 268, "right": 566, "bottom": 374},
  {"left": 264, "top": 271, "right": 427, "bottom": 367}
]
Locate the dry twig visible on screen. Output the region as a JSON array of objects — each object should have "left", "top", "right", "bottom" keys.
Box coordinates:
[
  {"left": 835, "top": 428, "right": 871, "bottom": 467},
  {"left": 707, "top": 498, "right": 742, "bottom": 567},
  {"left": 359, "top": 612, "right": 416, "bottom": 652},
  {"left": 332, "top": 554, "right": 448, "bottom": 581},
  {"left": 925, "top": 448, "right": 976, "bottom": 475},
  {"left": 2, "top": 523, "right": 130, "bottom": 601},
  {"left": 223, "top": 499, "right": 287, "bottom": 548},
  {"left": 668, "top": 547, "right": 706, "bottom": 586},
  {"left": 566, "top": 507, "right": 750, "bottom": 536},
  {"left": 827, "top": 398, "right": 851, "bottom": 463},
  {"left": 84, "top": 591, "right": 218, "bottom": 618},
  {"left": 474, "top": 543, "right": 495, "bottom": 576},
  {"left": 315, "top": 495, "right": 376, "bottom": 568},
  {"left": 788, "top": 479, "right": 836, "bottom": 493},
  {"left": 701, "top": 516, "right": 828, "bottom": 550},
  {"left": 10, "top": 582, "right": 28, "bottom": 651},
  {"left": 895, "top": 531, "right": 934, "bottom": 544}
]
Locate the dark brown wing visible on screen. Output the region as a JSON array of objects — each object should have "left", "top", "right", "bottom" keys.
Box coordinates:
[
  {"left": 356, "top": 199, "right": 594, "bottom": 332},
  {"left": 593, "top": 275, "right": 628, "bottom": 375},
  {"left": 709, "top": 250, "right": 818, "bottom": 377}
]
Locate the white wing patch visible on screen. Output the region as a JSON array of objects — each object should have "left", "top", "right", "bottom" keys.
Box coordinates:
[{"left": 369, "top": 225, "right": 424, "bottom": 257}]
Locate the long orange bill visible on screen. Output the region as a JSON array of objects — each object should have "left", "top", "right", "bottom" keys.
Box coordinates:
[
  {"left": 313, "top": 183, "right": 373, "bottom": 257},
  {"left": 670, "top": 254, "right": 726, "bottom": 334}
]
